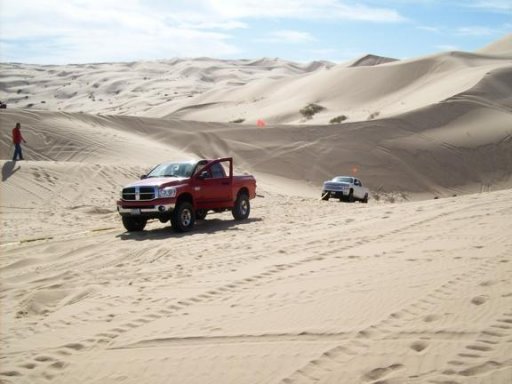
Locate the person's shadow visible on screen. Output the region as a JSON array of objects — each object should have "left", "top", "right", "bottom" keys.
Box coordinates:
[{"left": 2, "top": 161, "right": 20, "bottom": 182}]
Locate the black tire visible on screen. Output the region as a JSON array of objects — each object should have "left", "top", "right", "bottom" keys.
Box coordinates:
[
  {"left": 361, "top": 193, "right": 369, "bottom": 204},
  {"left": 321, "top": 191, "right": 330, "bottom": 201},
  {"left": 196, "top": 209, "right": 208, "bottom": 220},
  {"left": 122, "top": 216, "right": 147, "bottom": 232},
  {"left": 232, "top": 193, "right": 250, "bottom": 220},
  {"left": 347, "top": 190, "right": 355, "bottom": 203},
  {"left": 171, "top": 202, "right": 195, "bottom": 232}
]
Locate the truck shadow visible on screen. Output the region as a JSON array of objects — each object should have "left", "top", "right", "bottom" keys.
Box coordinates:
[{"left": 117, "top": 217, "right": 262, "bottom": 241}]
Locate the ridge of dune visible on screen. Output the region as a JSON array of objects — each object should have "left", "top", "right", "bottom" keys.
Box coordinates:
[
  {"left": 348, "top": 54, "right": 398, "bottom": 67},
  {"left": 1, "top": 35, "right": 511, "bottom": 197},
  {"left": 478, "top": 33, "right": 512, "bottom": 56},
  {"left": 2, "top": 82, "right": 511, "bottom": 197},
  {"left": 2, "top": 36, "right": 510, "bottom": 126},
  {"left": 165, "top": 49, "right": 511, "bottom": 124},
  {"left": 0, "top": 57, "right": 334, "bottom": 117}
]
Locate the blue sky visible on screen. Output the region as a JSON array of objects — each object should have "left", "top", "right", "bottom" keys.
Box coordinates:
[{"left": 0, "top": 0, "right": 510, "bottom": 64}]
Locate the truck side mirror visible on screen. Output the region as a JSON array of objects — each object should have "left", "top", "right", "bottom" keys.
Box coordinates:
[
  {"left": 140, "top": 174, "right": 147, "bottom": 179},
  {"left": 198, "top": 171, "right": 209, "bottom": 180}
]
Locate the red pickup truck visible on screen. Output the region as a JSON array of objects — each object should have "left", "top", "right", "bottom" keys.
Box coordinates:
[{"left": 117, "top": 158, "right": 257, "bottom": 232}]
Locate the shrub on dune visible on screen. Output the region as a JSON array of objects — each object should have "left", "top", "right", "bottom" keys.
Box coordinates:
[
  {"left": 300, "top": 103, "right": 325, "bottom": 119},
  {"left": 329, "top": 115, "right": 347, "bottom": 124}
]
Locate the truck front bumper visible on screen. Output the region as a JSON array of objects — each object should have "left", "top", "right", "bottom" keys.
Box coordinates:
[
  {"left": 323, "top": 190, "right": 349, "bottom": 199},
  {"left": 117, "top": 201, "right": 175, "bottom": 219}
]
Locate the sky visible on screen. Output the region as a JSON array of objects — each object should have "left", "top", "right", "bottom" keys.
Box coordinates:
[{"left": 0, "top": 0, "right": 510, "bottom": 64}]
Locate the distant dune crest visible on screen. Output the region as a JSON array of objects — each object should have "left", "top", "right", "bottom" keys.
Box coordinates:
[
  {"left": 1, "top": 33, "right": 510, "bottom": 196},
  {"left": 1, "top": 35, "right": 510, "bottom": 126},
  {"left": 348, "top": 54, "right": 398, "bottom": 67},
  {"left": 477, "top": 33, "right": 512, "bottom": 55}
]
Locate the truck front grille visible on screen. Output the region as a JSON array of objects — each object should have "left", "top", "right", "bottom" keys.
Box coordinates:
[
  {"left": 323, "top": 182, "right": 348, "bottom": 191},
  {"left": 122, "top": 186, "right": 157, "bottom": 201}
]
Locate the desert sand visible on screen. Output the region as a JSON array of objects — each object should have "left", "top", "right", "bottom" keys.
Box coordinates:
[{"left": 1, "top": 34, "right": 512, "bottom": 383}]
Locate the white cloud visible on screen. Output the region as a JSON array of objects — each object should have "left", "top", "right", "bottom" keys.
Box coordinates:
[
  {"left": 400, "top": 0, "right": 512, "bottom": 12},
  {"left": 468, "top": 1, "right": 512, "bottom": 13},
  {"left": 206, "top": 0, "right": 405, "bottom": 22},
  {"left": 417, "top": 22, "right": 509, "bottom": 39},
  {"left": 180, "top": 21, "right": 249, "bottom": 31},
  {"left": 0, "top": 0, "right": 407, "bottom": 63},
  {"left": 0, "top": 0, "right": 242, "bottom": 63},
  {"left": 455, "top": 26, "right": 497, "bottom": 36},
  {"left": 257, "top": 30, "right": 316, "bottom": 44}
]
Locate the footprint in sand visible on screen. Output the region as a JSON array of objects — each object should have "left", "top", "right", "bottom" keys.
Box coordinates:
[
  {"left": 459, "top": 361, "right": 502, "bottom": 377},
  {"left": 363, "top": 364, "right": 404, "bottom": 381},
  {"left": 423, "top": 314, "right": 440, "bottom": 322},
  {"left": 63, "top": 343, "right": 85, "bottom": 351},
  {"left": 1, "top": 369, "right": 23, "bottom": 377},
  {"left": 466, "top": 344, "right": 492, "bottom": 352},
  {"left": 410, "top": 340, "right": 429, "bottom": 352},
  {"left": 34, "top": 355, "right": 54, "bottom": 362},
  {"left": 49, "top": 361, "right": 67, "bottom": 370},
  {"left": 471, "top": 295, "right": 488, "bottom": 305}
]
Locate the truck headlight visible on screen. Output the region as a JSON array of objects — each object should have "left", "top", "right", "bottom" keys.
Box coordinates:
[{"left": 159, "top": 187, "right": 177, "bottom": 198}]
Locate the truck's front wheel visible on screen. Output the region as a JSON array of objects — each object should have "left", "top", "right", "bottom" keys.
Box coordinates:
[
  {"left": 171, "top": 202, "right": 195, "bottom": 232},
  {"left": 122, "top": 216, "right": 147, "bottom": 232},
  {"left": 232, "top": 193, "right": 250, "bottom": 220}
]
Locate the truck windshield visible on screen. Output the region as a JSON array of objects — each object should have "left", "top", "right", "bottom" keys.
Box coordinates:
[
  {"left": 332, "top": 176, "right": 353, "bottom": 183},
  {"left": 146, "top": 162, "right": 197, "bottom": 178}
]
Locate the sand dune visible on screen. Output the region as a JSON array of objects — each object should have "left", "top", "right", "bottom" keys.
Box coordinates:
[
  {"left": 0, "top": 58, "right": 333, "bottom": 117},
  {"left": 478, "top": 33, "right": 512, "bottom": 55},
  {"left": 1, "top": 36, "right": 510, "bottom": 126},
  {"left": 2, "top": 84, "right": 511, "bottom": 198},
  {"left": 1, "top": 175, "right": 512, "bottom": 383},
  {"left": 1, "top": 34, "right": 512, "bottom": 384},
  {"left": 347, "top": 53, "right": 398, "bottom": 67},
  {"left": 167, "top": 49, "right": 512, "bottom": 124}
]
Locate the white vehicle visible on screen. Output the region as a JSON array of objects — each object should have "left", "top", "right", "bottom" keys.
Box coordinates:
[{"left": 322, "top": 176, "right": 369, "bottom": 203}]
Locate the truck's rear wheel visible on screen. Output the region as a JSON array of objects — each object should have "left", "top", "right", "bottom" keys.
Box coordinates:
[
  {"left": 122, "top": 216, "right": 147, "bottom": 232},
  {"left": 232, "top": 193, "right": 250, "bottom": 220},
  {"left": 171, "top": 202, "right": 195, "bottom": 232},
  {"left": 361, "top": 193, "right": 369, "bottom": 203}
]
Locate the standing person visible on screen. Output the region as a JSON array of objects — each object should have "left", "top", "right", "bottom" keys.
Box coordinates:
[{"left": 12, "top": 122, "right": 27, "bottom": 161}]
